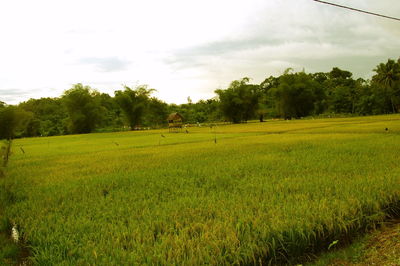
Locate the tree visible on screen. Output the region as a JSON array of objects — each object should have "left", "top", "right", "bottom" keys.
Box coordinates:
[
  {"left": 322, "top": 67, "right": 357, "bottom": 114},
  {"left": 353, "top": 80, "right": 382, "bottom": 115},
  {"left": 328, "top": 67, "right": 352, "bottom": 81},
  {"left": 96, "top": 93, "right": 124, "bottom": 131},
  {"left": 0, "top": 106, "right": 19, "bottom": 140},
  {"left": 372, "top": 58, "right": 400, "bottom": 113},
  {"left": 215, "top": 77, "right": 260, "bottom": 123},
  {"left": 0, "top": 106, "right": 32, "bottom": 139},
  {"left": 145, "top": 98, "right": 169, "bottom": 127},
  {"left": 272, "top": 71, "right": 320, "bottom": 118},
  {"left": 192, "top": 99, "right": 221, "bottom": 123},
  {"left": 114, "top": 85, "right": 155, "bottom": 130},
  {"left": 19, "top": 97, "right": 68, "bottom": 136},
  {"left": 62, "top": 84, "right": 104, "bottom": 134},
  {"left": 259, "top": 76, "right": 280, "bottom": 120}
]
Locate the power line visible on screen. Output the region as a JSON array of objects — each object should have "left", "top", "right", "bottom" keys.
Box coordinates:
[{"left": 312, "top": 0, "right": 400, "bottom": 22}]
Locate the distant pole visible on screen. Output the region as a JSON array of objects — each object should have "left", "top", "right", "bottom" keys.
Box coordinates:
[
  {"left": 3, "top": 140, "right": 12, "bottom": 167},
  {"left": 213, "top": 124, "right": 217, "bottom": 144}
]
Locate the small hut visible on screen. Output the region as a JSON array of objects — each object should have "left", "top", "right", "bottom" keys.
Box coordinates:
[{"left": 168, "top": 112, "right": 183, "bottom": 132}]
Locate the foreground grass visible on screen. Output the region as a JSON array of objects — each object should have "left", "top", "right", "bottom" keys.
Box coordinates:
[
  {"left": 311, "top": 220, "right": 400, "bottom": 265},
  {"left": 0, "top": 154, "right": 21, "bottom": 266},
  {"left": 1, "top": 115, "right": 400, "bottom": 264},
  {"left": 0, "top": 217, "right": 21, "bottom": 265}
]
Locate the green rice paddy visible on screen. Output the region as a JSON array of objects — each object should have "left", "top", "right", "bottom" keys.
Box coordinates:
[{"left": 1, "top": 115, "right": 400, "bottom": 265}]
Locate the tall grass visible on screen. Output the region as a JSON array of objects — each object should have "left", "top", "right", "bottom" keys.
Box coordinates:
[
  {"left": 1, "top": 115, "right": 399, "bottom": 264},
  {"left": 0, "top": 139, "right": 24, "bottom": 265}
]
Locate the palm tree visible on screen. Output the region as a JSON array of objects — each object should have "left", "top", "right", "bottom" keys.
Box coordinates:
[{"left": 373, "top": 59, "right": 400, "bottom": 113}]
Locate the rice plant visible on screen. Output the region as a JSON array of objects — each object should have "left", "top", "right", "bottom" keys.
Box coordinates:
[{"left": 1, "top": 115, "right": 399, "bottom": 265}]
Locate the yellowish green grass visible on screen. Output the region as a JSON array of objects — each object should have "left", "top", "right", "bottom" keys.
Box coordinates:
[
  {"left": 311, "top": 220, "right": 400, "bottom": 265},
  {"left": 1, "top": 115, "right": 400, "bottom": 264},
  {"left": 0, "top": 215, "right": 21, "bottom": 265}
]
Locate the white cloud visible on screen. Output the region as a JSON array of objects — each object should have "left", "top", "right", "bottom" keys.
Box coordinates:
[{"left": 0, "top": 0, "right": 399, "bottom": 104}]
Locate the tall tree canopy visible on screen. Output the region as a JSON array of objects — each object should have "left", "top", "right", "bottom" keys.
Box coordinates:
[
  {"left": 2, "top": 57, "right": 400, "bottom": 138},
  {"left": 145, "top": 98, "right": 169, "bottom": 127},
  {"left": 62, "top": 84, "right": 104, "bottom": 134},
  {"left": 323, "top": 67, "right": 357, "bottom": 114},
  {"left": 372, "top": 58, "right": 400, "bottom": 113},
  {"left": 114, "top": 85, "right": 155, "bottom": 130},
  {"left": 215, "top": 77, "right": 260, "bottom": 123},
  {"left": 271, "top": 71, "right": 321, "bottom": 118},
  {"left": 0, "top": 106, "right": 32, "bottom": 139},
  {"left": 19, "top": 97, "right": 67, "bottom": 136}
]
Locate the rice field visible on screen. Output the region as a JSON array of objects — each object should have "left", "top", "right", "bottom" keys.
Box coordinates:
[{"left": 1, "top": 115, "right": 400, "bottom": 265}]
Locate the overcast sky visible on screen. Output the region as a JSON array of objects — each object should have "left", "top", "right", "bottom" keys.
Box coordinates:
[{"left": 0, "top": 0, "right": 399, "bottom": 105}]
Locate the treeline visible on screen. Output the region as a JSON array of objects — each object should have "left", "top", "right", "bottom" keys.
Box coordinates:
[{"left": 0, "top": 57, "right": 399, "bottom": 139}]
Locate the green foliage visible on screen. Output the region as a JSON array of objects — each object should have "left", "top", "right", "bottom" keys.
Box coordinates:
[
  {"left": 372, "top": 58, "right": 400, "bottom": 113},
  {"left": 0, "top": 234, "right": 20, "bottom": 265},
  {"left": 1, "top": 115, "right": 399, "bottom": 264},
  {"left": 114, "top": 85, "right": 155, "bottom": 129},
  {"left": 259, "top": 76, "right": 281, "bottom": 118},
  {"left": 192, "top": 99, "right": 222, "bottom": 122},
  {"left": 94, "top": 93, "right": 124, "bottom": 131},
  {"left": 3, "top": 57, "right": 400, "bottom": 138},
  {"left": 0, "top": 107, "right": 19, "bottom": 140},
  {"left": 144, "top": 98, "right": 169, "bottom": 127},
  {"left": 62, "top": 84, "right": 105, "bottom": 134},
  {"left": 272, "top": 71, "right": 321, "bottom": 118},
  {"left": 215, "top": 77, "right": 260, "bottom": 123},
  {"left": 323, "top": 67, "right": 357, "bottom": 114},
  {"left": 311, "top": 222, "right": 400, "bottom": 266},
  {"left": 168, "top": 99, "right": 221, "bottom": 124},
  {"left": 327, "top": 240, "right": 339, "bottom": 250},
  {"left": 0, "top": 106, "right": 32, "bottom": 140},
  {"left": 19, "top": 97, "right": 68, "bottom": 136}
]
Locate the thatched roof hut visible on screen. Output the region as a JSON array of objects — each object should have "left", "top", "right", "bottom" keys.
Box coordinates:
[{"left": 168, "top": 112, "right": 183, "bottom": 131}]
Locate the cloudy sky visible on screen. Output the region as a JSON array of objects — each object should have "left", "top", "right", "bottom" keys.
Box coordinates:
[{"left": 0, "top": 0, "right": 399, "bottom": 105}]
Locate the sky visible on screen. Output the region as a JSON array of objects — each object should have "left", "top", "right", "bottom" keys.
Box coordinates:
[{"left": 0, "top": 0, "right": 399, "bottom": 105}]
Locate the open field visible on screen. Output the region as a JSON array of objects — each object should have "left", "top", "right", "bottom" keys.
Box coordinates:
[{"left": 1, "top": 115, "right": 400, "bottom": 265}]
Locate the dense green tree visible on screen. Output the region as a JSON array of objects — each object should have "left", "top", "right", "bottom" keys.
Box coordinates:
[
  {"left": 328, "top": 67, "right": 352, "bottom": 81},
  {"left": 2, "top": 57, "right": 400, "bottom": 138},
  {"left": 0, "top": 106, "right": 32, "bottom": 139},
  {"left": 145, "top": 98, "right": 169, "bottom": 127},
  {"left": 193, "top": 99, "right": 222, "bottom": 123},
  {"left": 310, "top": 72, "right": 329, "bottom": 113},
  {"left": 353, "top": 80, "right": 382, "bottom": 115},
  {"left": 62, "top": 84, "right": 104, "bottom": 134},
  {"left": 0, "top": 106, "right": 18, "bottom": 139},
  {"left": 114, "top": 85, "right": 155, "bottom": 130},
  {"left": 272, "top": 72, "right": 320, "bottom": 118},
  {"left": 323, "top": 67, "right": 357, "bottom": 114},
  {"left": 372, "top": 59, "right": 400, "bottom": 113},
  {"left": 96, "top": 93, "right": 124, "bottom": 131},
  {"left": 259, "top": 76, "right": 281, "bottom": 119},
  {"left": 215, "top": 78, "right": 260, "bottom": 123},
  {"left": 169, "top": 98, "right": 222, "bottom": 124},
  {"left": 19, "top": 97, "right": 68, "bottom": 136},
  {"left": 175, "top": 103, "right": 195, "bottom": 124}
]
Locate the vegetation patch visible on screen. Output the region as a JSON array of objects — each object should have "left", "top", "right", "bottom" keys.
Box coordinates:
[
  {"left": 311, "top": 220, "right": 400, "bottom": 265},
  {"left": 0, "top": 215, "right": 19, "bottom": 265},
  {"left": 0, "top": 182, "right": 27, "bottom": 265},
  {"left": 1, "top": 116, "right": 400, "bottom": 264}
]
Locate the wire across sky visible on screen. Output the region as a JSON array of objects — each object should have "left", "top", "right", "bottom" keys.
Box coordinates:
[{"left": 312, "top": 0, "right": 400, "bottom": 22}]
